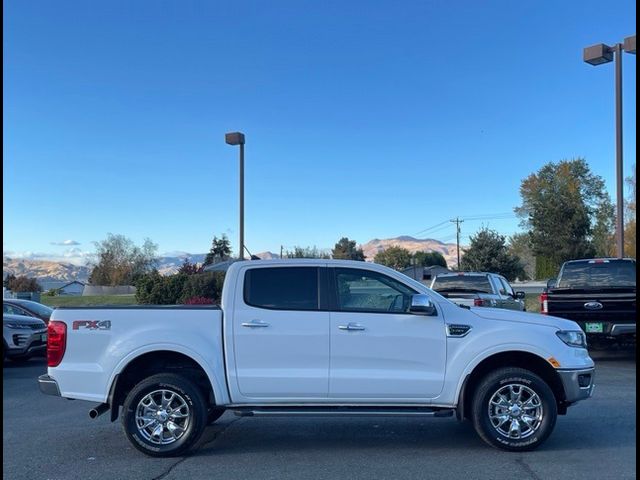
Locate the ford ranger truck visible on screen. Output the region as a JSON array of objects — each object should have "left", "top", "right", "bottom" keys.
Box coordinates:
[{"left": 39, "top": 259, "right": 595, "bottom": 456}]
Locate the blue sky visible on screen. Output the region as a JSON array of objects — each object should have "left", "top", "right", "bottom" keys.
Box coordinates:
[{"left": 3, "top": 0, "right": 636, "bottom": 261}]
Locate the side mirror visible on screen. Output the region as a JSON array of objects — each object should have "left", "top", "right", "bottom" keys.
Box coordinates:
[
  {"left": 409, "top": 294, "right": 437, "bottom": 316},
  {"left": 546, "top": 278, "right": 557, "bottom": 289},
  {"left": 515, "top": 291, "right": 526, "bottom": 300}
]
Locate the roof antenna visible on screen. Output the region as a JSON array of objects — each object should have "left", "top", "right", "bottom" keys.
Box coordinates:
[{"left": 244, "top": 245, "right": 260, "bottom": 260}]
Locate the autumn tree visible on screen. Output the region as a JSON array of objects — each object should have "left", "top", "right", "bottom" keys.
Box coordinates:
[
  {"left": 625, "top": 166, "right": 636, "bottom": 258},
  {"left": 89, "top": 234, "right": 158, "bottom": 286}
]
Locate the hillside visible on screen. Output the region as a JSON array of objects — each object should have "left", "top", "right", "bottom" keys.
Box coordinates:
[
  {"left": 360, "top": 236, "right": 460, "bottom": 267},
  {"left": 2, "top": 236, "right": 462, "bottom": 282}
]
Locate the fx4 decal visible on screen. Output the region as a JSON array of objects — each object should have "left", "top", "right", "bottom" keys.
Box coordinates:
[{"left": 72, "top": 320, "right": 112, "bottom": 331}]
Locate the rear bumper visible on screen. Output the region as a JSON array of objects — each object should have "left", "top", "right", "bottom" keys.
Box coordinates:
[
  {"left": 38, "top": 374, "right": 61, "bottom": 397},
  {"left": 558, "top": 367, "right": 595, "bottom": 404}
]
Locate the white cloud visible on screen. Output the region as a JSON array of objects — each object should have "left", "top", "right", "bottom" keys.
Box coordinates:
[{"left": 50, "top": 240, "right": 81, "bottom": 246}]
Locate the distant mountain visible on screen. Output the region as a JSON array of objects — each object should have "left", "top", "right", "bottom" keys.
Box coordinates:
[
  {"left": 360, "top": 236, "right": 461, "bottom": 268},
  {"left": 2, "top": 237, "right": 462, "bottom": 283},
  {"left": 3, "top": 257, "right": 91, "bottom": 283}
]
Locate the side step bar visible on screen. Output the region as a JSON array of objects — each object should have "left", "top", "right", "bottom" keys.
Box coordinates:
[{"left": 232, "top": 407, "right": 455, "bottom": 418}]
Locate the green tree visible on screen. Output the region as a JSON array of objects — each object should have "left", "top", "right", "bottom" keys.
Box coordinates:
[
  {"left": 460, "top": 228, "right": 526, "bottom": 281},
  {"left": 413, "top": 251, "right": 447, "bottom": 268},
  {"left": 373, "top": 246, "right": 413, "bottom": 270},
  {"left": 89, "top": 234, "right": 158, "bottom": 286},
  {"left": 5, "top": 275, "right": 42, "bottom": 292},
  {"left": 508, "top": 233, "right": 534, "bottom": 281},
  {"left": 516, "top": 159, "right": 608, "bottom": 278},
  {"left": 204, "top": 234, "right": 232, "bottom": 266},
  {"left": 331, "top": 237, "right": 366, "bottom": 261},
  {"left": 285, "top": 246, "right": 331, "bottom": 259}
]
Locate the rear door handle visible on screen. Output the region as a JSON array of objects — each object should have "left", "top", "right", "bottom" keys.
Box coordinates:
[
  {"left": 338, "top": 323, "right": 365, "bottom": 331},
  {"left": 242, "top": 320, "right": 270, "bottom": 328}
]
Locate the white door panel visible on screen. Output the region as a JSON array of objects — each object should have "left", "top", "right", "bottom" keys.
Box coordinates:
[{"left": 330, "top": 312, "right": 446, "bottom": 399}]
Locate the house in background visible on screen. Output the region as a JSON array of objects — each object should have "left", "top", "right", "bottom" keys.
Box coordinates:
[
  {"left": 400, "top": 265, "right": 451, "bottom": 285},
  {"left": 57, "top": 281, "right": 85, "bottom": 296}
]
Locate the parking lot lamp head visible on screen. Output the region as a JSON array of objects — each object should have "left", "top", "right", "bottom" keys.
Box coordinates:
[
  {"left": 583, "top": 43, "right": 613, "bottom": 65},
  {"left": 225, "top": 131, "right": 246, "bottom": 260}
]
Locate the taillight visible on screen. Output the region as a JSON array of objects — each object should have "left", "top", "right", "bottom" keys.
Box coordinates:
[
  {"left": 540, "top": 292, "right": 549, "bottom": 315},
  {"left": 47, "top": 321, "right": 67, "bottom": 367},
  {"left": 474, "top": 298, "right": 485, "bottom": 307}
]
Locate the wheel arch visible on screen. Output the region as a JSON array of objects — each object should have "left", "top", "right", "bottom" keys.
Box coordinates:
[
  {"left": 456, "top": 350, "right": 567, "bottom": 421},
  {"left": 108, "top": 349, "right": 220, "bottom": 422}
]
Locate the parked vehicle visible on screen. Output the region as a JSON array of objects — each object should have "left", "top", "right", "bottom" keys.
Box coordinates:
[
  {"left": 3, "top": 299, "right": 54, "bottom": 324},
  {"left": 3, "top": 313, "right": 48, "bottom": 362},
  {"left": 430, "top": 272, "right": 526, "bottom": 311},
  {"left": 39, "top": 260, "right": 594, "bottom": 456},
  {"left": 541, "top": 258, "right": 636, "bottom": 347}
]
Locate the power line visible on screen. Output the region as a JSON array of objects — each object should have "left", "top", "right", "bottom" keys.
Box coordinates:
[{"left": 414, "top": 220, "right": 451, "bottom": 236}]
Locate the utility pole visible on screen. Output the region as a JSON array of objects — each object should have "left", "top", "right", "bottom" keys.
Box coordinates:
[
  {"left": 450, "top": 217, "right": 464, "bottom": 270},
  {"left": 280, "top": 245, "right": 283, "bottom": 259}
]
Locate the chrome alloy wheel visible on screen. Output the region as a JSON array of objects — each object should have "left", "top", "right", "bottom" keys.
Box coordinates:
[
  {"left": 488, "top": 384, "right": 543, "bottom": 439},
  {"left": 135, "top": 389, "right": 191, "bottom": 445}
]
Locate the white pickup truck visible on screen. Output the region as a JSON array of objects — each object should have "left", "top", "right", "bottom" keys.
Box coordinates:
[{"left": 39, "top": 259, "right": 595, "bottom": 457}]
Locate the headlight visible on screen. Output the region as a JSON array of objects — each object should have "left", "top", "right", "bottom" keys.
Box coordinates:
[
  {"left": 4, "top": 323, "right": 35, "bottom": 329},
  {"left": 556, "top": 330, "right": 587, "bottom": 348}
]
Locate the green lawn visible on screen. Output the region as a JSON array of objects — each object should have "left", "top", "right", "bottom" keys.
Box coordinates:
[{"left": 41, "top": 294, "right": 137, "bottom": 307}]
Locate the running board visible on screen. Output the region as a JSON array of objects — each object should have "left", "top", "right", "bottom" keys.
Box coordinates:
[{"left": 232, "top": 406, "right": 455, "bottom": 418}]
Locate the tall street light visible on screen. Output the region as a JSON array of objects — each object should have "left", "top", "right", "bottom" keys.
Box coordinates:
[
  {"left": 225, "top": 132, "right": 246, "bottom": 260},
  {"left": 583, "top": 34, "right": 636, "bottom": 258}
]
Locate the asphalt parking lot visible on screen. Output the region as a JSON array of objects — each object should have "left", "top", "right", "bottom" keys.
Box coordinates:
[{"left": 3, "top": 351, "right": 636, "bottom": 480}]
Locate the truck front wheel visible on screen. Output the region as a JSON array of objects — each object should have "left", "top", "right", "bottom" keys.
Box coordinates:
[
  {"left": 471, "top": 367, "right": 557, "bottom": 451},
  {"left": 122, "top": 373, "right": 208, "bottom": 457}
]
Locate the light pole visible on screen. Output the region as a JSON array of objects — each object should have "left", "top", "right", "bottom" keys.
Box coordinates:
[
  {"left": 583, "top": 35, "right": 636, "bottom": 258},
  {"left": 225, "top": 132, "right": 246, "bottom": 260}
]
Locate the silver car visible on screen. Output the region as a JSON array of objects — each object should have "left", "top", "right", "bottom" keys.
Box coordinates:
[
  {"left": 3, "top": 313, "right": 47, "bottom": 362},
  {"left": 430, "top": 272, "right": 526, "bottom": 311}
]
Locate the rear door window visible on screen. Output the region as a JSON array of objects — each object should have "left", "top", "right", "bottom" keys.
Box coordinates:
[{"left": 244, "top": 267, "right": 319, "bottom": 310}]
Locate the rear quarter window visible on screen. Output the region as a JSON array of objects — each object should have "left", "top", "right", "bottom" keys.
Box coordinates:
[{"left": 243, "top": 267, "right": 319, "bottom": 310}]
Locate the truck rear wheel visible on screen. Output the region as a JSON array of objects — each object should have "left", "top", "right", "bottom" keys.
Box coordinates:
[
  {"left": 471, "top": 367, "right": 557, "bottom": 451},
  {"left": 122, "top": 373, "right": 207, "bottom": 457}
]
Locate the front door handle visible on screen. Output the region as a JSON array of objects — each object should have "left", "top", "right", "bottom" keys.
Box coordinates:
[
  {"left": 338, "top": 323, "right": 365, "bottom": 331},
  {"left": 242, "top": 320, "right": 270, "bottom": 328}
]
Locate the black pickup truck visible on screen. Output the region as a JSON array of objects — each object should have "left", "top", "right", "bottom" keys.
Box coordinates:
[{"left": 541, "top": 258, "right": 636, "bottom": 346}]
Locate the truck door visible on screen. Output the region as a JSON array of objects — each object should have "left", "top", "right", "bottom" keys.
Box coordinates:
[
  {"left": 328, "top": 267, "right": 446, "bottom": 400},
  {"left": 231, "top": 266, "right": 330, "bottom": 400}
]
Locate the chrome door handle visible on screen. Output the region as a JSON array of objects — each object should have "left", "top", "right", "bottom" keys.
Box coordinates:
[
  {"left": 242, "top": 320, "right": 270, "bottom": 328},
  {"left": 338, "top": 323, "right": 365, "bottom": 331}
]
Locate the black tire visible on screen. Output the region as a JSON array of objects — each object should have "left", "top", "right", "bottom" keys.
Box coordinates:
[
  {"left": 471, "top": 367, "right": 557, "bottom": 451},
  {"left": 207, "top": 407, "right": 225, "bottom": 425},
  {"left": 122, "top": 373, "right": 208, "bottom": 457}
]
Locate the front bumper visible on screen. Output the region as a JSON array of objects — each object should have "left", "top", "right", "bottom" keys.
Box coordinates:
[
  {"left": 38, "top": 374, "right": 61, "bottom": 396},
  {"left": 558, "top": 367, "right": 595, "bottom": 403}
]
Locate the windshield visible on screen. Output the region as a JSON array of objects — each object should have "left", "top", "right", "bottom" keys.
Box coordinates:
[
  {"left": 431, "top": 275, "right": 493, "bottom": 294},
  {"left": 20, "top": 301, "right": 53, "bottom": 317},
  {"left": 557, "top": 260, "right": 636, "bottom": 288}
]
